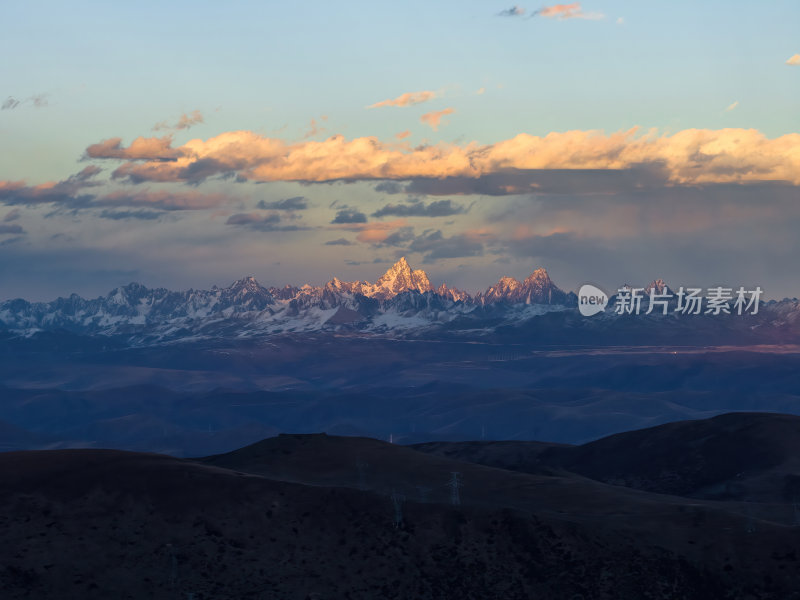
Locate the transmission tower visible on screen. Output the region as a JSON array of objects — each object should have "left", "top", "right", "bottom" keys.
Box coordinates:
[
  {"left": 416, "top": 485, "right": 432, "bottom": 503},
  {"left": 391, "top": 490, "right": 405, "bottom": 528},
  {"left": 447, "top": 472, "right": 462, "bottom": 506}
]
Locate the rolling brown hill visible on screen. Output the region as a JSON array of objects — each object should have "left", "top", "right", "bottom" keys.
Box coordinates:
[
  {"left": 2, "top": 416, "right": 800, "bottom": 598},
  {"left": 414, "top": 412, "right": 800, "bottom": 502}
]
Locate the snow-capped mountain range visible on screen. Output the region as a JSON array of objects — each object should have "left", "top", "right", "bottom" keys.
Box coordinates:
[{"left": 1, "top": 257, "right": 798, "bottom": 344}]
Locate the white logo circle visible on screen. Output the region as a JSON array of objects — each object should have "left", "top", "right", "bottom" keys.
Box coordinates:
[{"left": 578, "top": 284, "right": 608, "bottom": 317}]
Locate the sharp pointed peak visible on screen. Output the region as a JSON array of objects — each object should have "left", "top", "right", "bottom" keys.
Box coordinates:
[
  {"left": 230, "top": 276, "right": 264, "bottom": 289},
  {"left": 387, "top": 256, "right": 412, "bottom": 271}
]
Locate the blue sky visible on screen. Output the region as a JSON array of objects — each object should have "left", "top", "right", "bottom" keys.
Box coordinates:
[{"left": 1, "top": 1, "right": 799, "bottom": 300}]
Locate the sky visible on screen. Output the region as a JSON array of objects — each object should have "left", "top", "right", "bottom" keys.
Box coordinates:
[{"left": 1, "top": 0, "right": 799, "bottom": 301}]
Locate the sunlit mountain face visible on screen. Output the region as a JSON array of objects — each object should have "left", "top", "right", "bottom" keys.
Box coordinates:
[{"left": 2, "top": 2, "right": 798, "bottom": 598}]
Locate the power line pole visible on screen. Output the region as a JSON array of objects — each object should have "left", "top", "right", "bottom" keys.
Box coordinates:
[
  {"left": 447, "top": 472, "right": 462, "bottom": 506},
  {"left": 416, "top": 485, "right": 432, "bottom": 503},
  {"left": 391, "top": 490, "right": 405, "bottom": 528}
]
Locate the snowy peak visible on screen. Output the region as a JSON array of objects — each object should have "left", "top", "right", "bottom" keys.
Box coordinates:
[
  {"left": 645, "top": 279, "right": 671, "bottom": 295},
  {"left": 483, "top": 276, "right": 522, "bottom": 302},
  {"left": 523, "top": 268, "right": 552, "bottom": 288},
  {"left": 223, "top": 276, "right": 275, "bottom": 309},
  {"left": 436, "top": 283, "right": 471, "bottom": 303},
  {"left": 229, "top": 276, "right": 261, "bottom": 292},
  {"left": 371, "top": 257, "right": 433, "bottom": 299},
  {"left": 481, "top": 267, "right": 568, "bottom": 305}
]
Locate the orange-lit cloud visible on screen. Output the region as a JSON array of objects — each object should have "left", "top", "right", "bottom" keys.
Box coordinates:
[
  {"left": 395, "top": 130, "right": 411, "bottom": 140},
  {"left": 536, "top": 2, "right": 604, "bottom": 20},
  {"left": 85, "top": 136, "right": 180, "bottom": 161},
  {"left": 786, "top": 54, "right": 800, "bottom": 66},
  {"left": 368, "top": 91, "right": 437, "bottom": 108},
  {"left": 420, "top": 107, "right": 455, "bottom": 131},
  {"left": 85, "top": 127, "right": 800, "bottom": 187}
]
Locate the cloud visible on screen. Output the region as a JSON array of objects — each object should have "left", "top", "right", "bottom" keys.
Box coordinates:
[
  {"left": 73, "top": 165, "right": 104, "bottom": 181},
  {"left": 725, "top": 101, "right": 739, "bottom": 112},
  {"left": 1, "top": 94, "right": 49, "bottom": 110},
  {"left": 372, "top": 199, "right": 468, "bottom": 218},
  {"left": 329, "top": 219, "right": 409, "bottom": 245},
  {"left": 368, "top": 91, "right": 437, "bottom": 108},
  {"left": 91, "top": 190, "right": 230, "bottom": 211},
  {"left": 2, "top": 209, "right": 21, "bottom": 222},
  {"left": 303, "top": 116, "right": 327, "bottom": 139},
  {"left": 0, "top": 223, "right": 24, "bottom": 235},
  {"left": 786, "top": 54, "right": 800, "bottom": 66},
  {"left": 331, "top": 208, "right": 367, "bottom": 224},
  {"left": 85, "top": 136, "right": 181, "bottom": 161},
  {"left": 534, "top": 3, "right": 604, "bottom": 20},
  {"left": 225, "top": 212, "right": 307, "bottom": 232},
  {"left": 82, "top": 127, "right": 800, "bottom": 189},
  {"left": 420, "top": 107, "right": 455, "bottom": 131},
  {"left": 30, "top": 94, "right": 49, "bottom": 108},
  {"left": 408, "top": 230, "right": 486, "bottom": 261},
  {"left": 324, "top": 238, "right": 354, "bottom": 246},
  {"left": 0, "top": 170, "right": 229, "bottom": 213},
  {"left": 402, "top": 165, "right": 670, "bottom": 196},
  {"left": 370, "top": 226, "right": 415, "bottom": 247},
  {"left": 153, "top": 110, "right": 204, "bottom": 132},
  {"left": 97, "top": 209, "right": 164, "bottom": 221},
  {"left": 498, "top": 6, "right": 525, "bottom": 16},
  {"left": 257, "top": 196, "right": 309, "bottom": 211},
  {"left": 374, "top": 181, "right": 405, "bottom": 194},
  {"left": 395, "top": 130, "right": 411, "bottom": 140},
  {"left": 476, "top": 87, "right": 486, "bottom": 95},
  {"left": 0, "top": 167, "right": 103, "bottom": 209}
]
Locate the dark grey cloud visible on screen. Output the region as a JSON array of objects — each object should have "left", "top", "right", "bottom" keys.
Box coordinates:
[
  {"left": 98, "top": 209, "right": 163, "bottom": 221},
  {"left": 497, "top": 6, "right": 525, "bottom": 17},
  {"left": 324, "top": 238, "right": 354, "bottom": 246},
  {"left": 372, "top": 199, "right": 468, "bottom": 218},
  {"left": 0, "top": 168, "right": 102, "bottom": 210},
  {"left": 0, "top": 168, "right": 234, "bottom": 215},
  {"left": 408, "top": 230, "right": 485, "bottom": 262},
  {"left": 401, "top": 165, "right": 670, "bottom": 196},
  {"left": 2, "top": 94, "right": 48, "bottom": 110},
  {"left": 225, "top": 212, "right": 307, "bottom": 232},
  {"left": 374, "top": 181, "right": 405, "bottom": 194},
  {"left": 331, "top": 208, "right": 367, "bottom": 224},
  {"left": 2, "top": 209, "right": 21, "bottom": 222},
  {"left": 346, "top": 257, "right": 391, "bottom": 266},
  {"left": 257, "top": 196, "right": 309, "bottom": 211},
  {"left": 379, "top": 227, "right": 415, "bottom": 247},
  {"left": 0, "top": 223, "right": 24, "bottom": 235}
]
